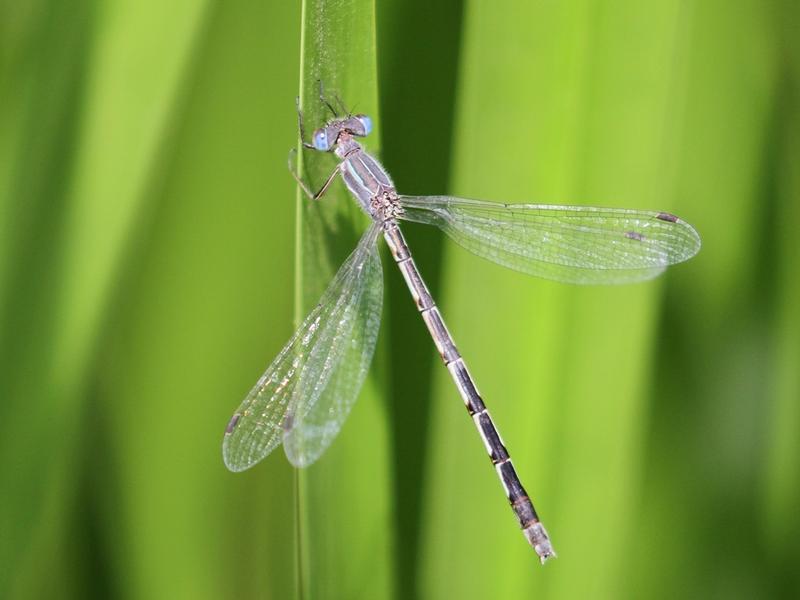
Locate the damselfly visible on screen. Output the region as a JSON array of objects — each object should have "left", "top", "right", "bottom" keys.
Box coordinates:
[{"left": 222, "top": 89, "right": 701, "bottom": 563}]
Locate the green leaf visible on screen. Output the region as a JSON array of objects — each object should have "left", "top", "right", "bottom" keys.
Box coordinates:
[
  {"left": 0, "top": 1, "right": 213, "bottom": 596},
  {"left": 295, "top": 1, "right": 395, "bottom": 599},
  {"left": 93, "top": 3, "right": 302, "bottom": 598},
  {"left": 761, "top": 0, "right": 800, "bottom": 578},
  {"left": 417, "top": 1, "right": 717, "bottom": 597}
]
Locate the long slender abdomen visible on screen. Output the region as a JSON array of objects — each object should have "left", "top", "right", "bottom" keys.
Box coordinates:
[{"left": 382, "top": 219, "right": 555, "bottom": 563}]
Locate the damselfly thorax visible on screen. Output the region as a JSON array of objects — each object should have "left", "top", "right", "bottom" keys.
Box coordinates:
[{"left": 334, "top": 134, "right": 403, "bottom": 222}]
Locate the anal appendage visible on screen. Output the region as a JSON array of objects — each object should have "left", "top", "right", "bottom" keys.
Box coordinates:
[{"left": 524, "top": 521, "right": 557, "bottom": 565}]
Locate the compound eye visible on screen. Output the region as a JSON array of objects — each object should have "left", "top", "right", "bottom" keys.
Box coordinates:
[
  {"left": 312, "top": 128, "right": 330, "bottom": 151},
  {"left": 355, "top": 115, "right": 372, "bottom": 136}
]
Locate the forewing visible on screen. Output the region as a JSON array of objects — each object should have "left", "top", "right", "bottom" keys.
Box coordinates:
[
  {"left": 398, "top": 195, "right": 701, "bottom": 284},
  {"left": 222, "top": 223, "right": 383, "bottom": 471},
  {"left": 284, "top": 235, "right": 383, "bottom": 467}
]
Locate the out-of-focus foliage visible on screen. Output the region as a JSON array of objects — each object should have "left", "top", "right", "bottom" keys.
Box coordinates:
[{"left": 1, "top": 0, "right": 797, "bottom": 599}]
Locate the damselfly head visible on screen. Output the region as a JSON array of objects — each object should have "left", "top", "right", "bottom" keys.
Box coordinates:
[{"left": 312, "top": 115, "right": 372, "bottom": 151}]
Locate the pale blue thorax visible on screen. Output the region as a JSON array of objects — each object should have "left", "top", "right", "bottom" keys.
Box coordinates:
[{"left": 335, "top": 136, "right": 397, "bottom": 222}]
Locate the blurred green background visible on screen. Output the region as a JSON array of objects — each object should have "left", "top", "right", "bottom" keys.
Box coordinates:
[{"left": 1, "top": 0, "right": 798, "bottom": 598}]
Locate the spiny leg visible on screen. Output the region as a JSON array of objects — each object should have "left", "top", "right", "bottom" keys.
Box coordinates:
[
  {"left": 288, "top": 149, "right": 340, "bottom": 201},
  {"left": 291, "top": 96, "right": 339, "bottom": 200}
]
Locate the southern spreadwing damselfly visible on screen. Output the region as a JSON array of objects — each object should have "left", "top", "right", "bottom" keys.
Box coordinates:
[{"left": 222, "top": 91, "right": 701, "bottom": 563}]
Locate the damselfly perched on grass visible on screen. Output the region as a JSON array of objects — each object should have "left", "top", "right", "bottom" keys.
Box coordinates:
[{"left": 222, "top": 89, "right": 701, "bottom": 563}]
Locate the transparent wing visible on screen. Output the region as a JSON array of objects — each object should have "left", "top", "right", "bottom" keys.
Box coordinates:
[
  {"left": 398, "top": 195, "right": 701, "bottom": 284},
  {"left": 284, "top": 229, "right": 383, "bottom": 467},
  {"left": 222, "top": 222, "right": 383, "bottom": 471}
]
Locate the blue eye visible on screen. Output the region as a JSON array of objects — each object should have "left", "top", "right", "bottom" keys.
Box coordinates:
[
  {"left": 313, "top": 129, "right": 330, "bottom": 151},
  {"left": 356, "top": 115, "right": 372, "bottom": 136}
]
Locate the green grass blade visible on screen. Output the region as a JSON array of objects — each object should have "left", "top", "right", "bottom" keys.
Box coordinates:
[
  {"left": 0, "top": 1, "right": 211, "bottom": 596},
  {"left": 627, "top": 1, "right": 779, "bottom": 595},
  {"left": 295, "top": 1, "right": 395, "bottom": 598},
  {"left": 377, "top": 1, "right": 464, "bottom": 595},
  {"left": 761, "top": 3, "right": 800, "bottom": 583},
  {"left": 92, "top": 3, "right": 301, "bottom": 598},
  {"left": 0, "top": 4, "right": 97, "bottom": 594},
  {"left": 418, "top": 1, "right": 714, "bottom": 597},
  {"left": 761, "top": 104, "right": 800, "bottom": 589}
]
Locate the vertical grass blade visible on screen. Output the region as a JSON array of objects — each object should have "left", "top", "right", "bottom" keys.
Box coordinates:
[
  {"left": 418, "top": 1, "right": 705, "bottom": 597},
  {"left": 295, "top": 1, "right": 395, "bottom": 598},
  {"left": 762, "top": 99, "right": 800, "bottom": 590},
  {"left": 377, "top": 1, "right": 465, "bottom": 595},
  {"left": 0, "top": 2, "right": 96, "bottom": 596},
  {"left": 0, "top": 1, "right": 211, "bottom": 596},
  {"left": 762, "top": 3, "right": 800, "bottom": 584},
  {"left": 627, "top": 0, "right": 779, "bottom": 595},
  {"left": 94, "top": 3, "right": 301, "bottom": 598}
]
